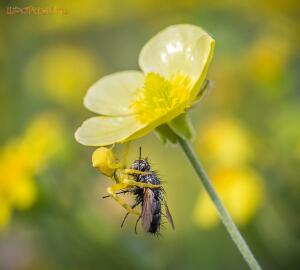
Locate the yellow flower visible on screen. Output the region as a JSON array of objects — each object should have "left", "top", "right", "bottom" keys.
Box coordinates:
[
  {"left": 196, "top": 117, "right": 253, "bottom": 166},
  {"left": 0, "top": 113, "right": 64, "bottom": 229},
  {"left": 24, "top": 44, "right": 99, "bottom": 108},
  {"left": 194, "top": 166, "right": 264, "bottom": 229},
  {"left": 75, "top": 24, "right": 215, "bottom": 146},
  {"left": 0, "top": 158, "right": 35, "bottom": 229},
  {"left": 246, "top": 36, "right": 289, "bottom": 83}
]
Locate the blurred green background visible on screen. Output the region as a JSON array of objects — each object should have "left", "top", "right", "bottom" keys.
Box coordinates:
[{"left": 1, "top": 0, "right": 300, "bottom": 269}]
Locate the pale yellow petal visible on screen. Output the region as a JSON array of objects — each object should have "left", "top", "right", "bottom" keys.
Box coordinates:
[
  {"left": 75, "top": 116, "right": 145, "bottom": 146},
  {"left": 139, "top": 24, "right": 215, "bottom": 98},
  {"left": 84, "top": 71, "right": 144, "bottom": 116}
]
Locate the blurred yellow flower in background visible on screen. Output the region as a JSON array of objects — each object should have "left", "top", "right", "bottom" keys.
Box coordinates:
[
  {"left": 24, "top": 44, "right": 99, "bottom": 108},
  {"left": 0, "top": 113, "right": 64, "bottom": 229},
  {"left": 196, "top": 117, "right": 253, "bottom": 166},
  {"left": 194, "top": 166, "right": 264, "bottom": 229},
  {"left": 246, "top": 36, "right": 290, "bottom": 83},
  {"left": 75, "top": 24, "right": 215, "bottom": 146},
  {"left": 194, "top": 117, "right": 264, "bottom": 229}
]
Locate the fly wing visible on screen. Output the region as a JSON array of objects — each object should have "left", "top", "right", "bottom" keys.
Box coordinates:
[
  {"left": 163, "top": 197, "right": 175, "bottom": 230},
  {"left": 141, "top": 189, "right": 155, "bottom": 232}
]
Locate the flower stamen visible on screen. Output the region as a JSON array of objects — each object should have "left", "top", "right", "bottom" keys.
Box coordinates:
[{"left": 129, "top": 72, "right": 193, "bottom": 124}]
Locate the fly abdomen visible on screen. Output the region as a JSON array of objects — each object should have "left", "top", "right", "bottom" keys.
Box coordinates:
[{"left": 147, "top": 198, "right": 161, "bottom": 234}]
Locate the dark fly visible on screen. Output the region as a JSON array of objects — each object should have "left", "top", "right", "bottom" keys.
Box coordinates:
[{"left": 129, "top": 148, "right": 175, "bottom": 235}]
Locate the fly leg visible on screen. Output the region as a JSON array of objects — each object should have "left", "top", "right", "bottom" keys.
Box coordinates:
[
  {"left": 121, "top": 198, "right": 143, "bottom": 228},
  {"left": 135, "top": 216, "right": 141, "bottom": 234}
]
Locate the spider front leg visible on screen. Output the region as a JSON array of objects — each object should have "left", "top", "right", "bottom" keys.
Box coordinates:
[
  {"left": 106, "top": 183, "right": 140, "bottom": 216},
  {"left": 122, "top": 169, "right": 151, "bottom": 175},
  {"left": 123, "top": 179, "right": 160, "bottom": 189}
]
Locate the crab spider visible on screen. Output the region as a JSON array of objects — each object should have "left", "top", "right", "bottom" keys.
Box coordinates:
[{"left": 92, "top": 144, "right": 160, "bottom": 216}]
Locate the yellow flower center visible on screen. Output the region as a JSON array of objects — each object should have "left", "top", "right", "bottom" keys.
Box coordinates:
[{"left": 129, "top": 72, "right": 193, "bottom": 124}]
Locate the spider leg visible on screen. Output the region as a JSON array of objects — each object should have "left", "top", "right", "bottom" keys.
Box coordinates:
[
  {"left": 123, "top": 169, "right": 151, "bottom": 175},
  {"left": 123, "top": 178, "right": 160, "bottom": 189},
  {"left": 107, "top": 183, "right": 140, "bottom": 215},
  {"left": 102, "top": 189, "right": 131, "bottom": 199},
  {"left": 121, "top": 142, "right": 130, "bottom": 168}
]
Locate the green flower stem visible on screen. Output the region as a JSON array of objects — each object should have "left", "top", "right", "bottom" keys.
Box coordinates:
[{"left": 177, "top": 136, "right": 262, "bottom": 270}]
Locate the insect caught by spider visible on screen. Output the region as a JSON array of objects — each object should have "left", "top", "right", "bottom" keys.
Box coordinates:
[{"left": 93, "top": 145, "right": 175, "bottom": 235}]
